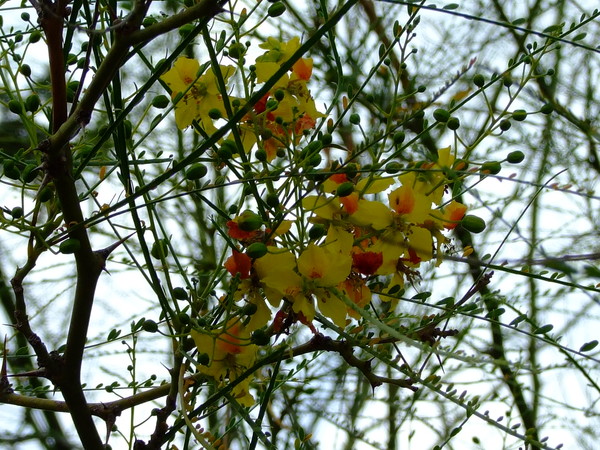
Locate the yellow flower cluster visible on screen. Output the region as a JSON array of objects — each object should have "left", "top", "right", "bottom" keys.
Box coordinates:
[{"left": 162, "top": 38, "right": 468, "bottom": 407}]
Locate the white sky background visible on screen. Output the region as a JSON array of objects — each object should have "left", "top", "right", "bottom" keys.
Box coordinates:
[{"left": 1, "top": 0, "right": 600, "bottom": 449}]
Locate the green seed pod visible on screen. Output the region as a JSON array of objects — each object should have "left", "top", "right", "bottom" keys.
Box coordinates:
[
  {"left": 142, "top": 319, "right": 159, "bottom": 333},
  {"left": 447, "top": 117, "right": 460, "bottom": 130},
  {"left": 309, "top": 224, "right": 327, "bottom": 240},
  {"left": 336, "top": 181, "right": 355, "bottom": 197},
  {"left": 185, "top": 163, "right": 208, "bottom": 180},
  {"left": 237, "top": 210, "right": 263, "bottom": 231},
  {"left": 59, "top": 238, "right": 81, "bottom": 254},
  {"left": 151, "top": 239, "right": 169, "bottom": 259},
  {"left": 25, "top": 94, "right": 41, "bottom": 112},
  {"left": 251, "top": 329, "right": 270, "bottom": 346},
  {"left": 8, "top": 99, "right": 23, "bottom": 115},
  {"left": 172, "top": 287, "right": 188, "bottom": 300},
  {"left": 461, "top": 215, "right": 486, "bottom": 233},
  {"left": 267, "top": 2, "right": 286, "bottom": 17},
  {"left": 11, "top": 206, "right": 23, "bottom": 219},
  {"left": 473, "top": 74, "right": 485, "bottom": 87},
  {"left": 506, "top": 151, "right": 525, "bottom": 164},
  {"left": 246, "top": 242, "right": 268, "bottom": 259},
  {"left": 152, "top": 95, "right": 170, "bottom": 109},
  {"left": 499, "top": 119, "right": 511, "bottom": 131},
  {"left": 512, "top": 109, "right": 527, "bottom": 121},
  {"left": 208, "top": 108, "right": 222, "bottom": 120},
  {"left": 433, "top": 108, "right": 450, "bottom": 123},
  {"left": 349, "top": 113, "right": 361, "bottom": 125},
  {"left": 481, "top": 161, "right": 502, "bottom": 175},
  {"left": 228, "top": 42, "right": 246, "bottom": 59}
]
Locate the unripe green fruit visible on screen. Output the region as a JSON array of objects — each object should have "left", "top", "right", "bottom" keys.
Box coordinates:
[
  {"left": 336, "top": 181, "right": 355, "bottom": 197},
  {"left": 246, "top": 242, "right": 268, "bottom": 259},
  {"left": 172, "top": 287, "right": 188, "bottom": 300},
  {"left": 142, "top": 319, "right": 159, "bottom": 333},
  {"left": 433, "top": 108, "right": 450, "bottom": 123},
  {"left": 481, "top": 161, "right": 502, "bottom": 175},
  {"left": 237, "top": 210, "right": 262, "bottom": 231},
  {"left": 349, "top": 113, "right": 361, "bottom": 124},
  {"left": 461, "top": 215, "right": 486, "bottom": 233},
  {"left": 506, "top": 151, "right": 525, "bottom": 164},
  {"left": 152, "top": 95, "right": 169, "bottom": 109},
  {"left": 59, "top": 238, "right": 81, "bottom": 254},
  {"left": 268, "top": 2, "right": 286, "bottom": 17},
  {"left": 185, "top": 163, "right": 208, "bottom": 180},
  {"left": 512, "top": 109, "right": 527, "bottom": 121}
]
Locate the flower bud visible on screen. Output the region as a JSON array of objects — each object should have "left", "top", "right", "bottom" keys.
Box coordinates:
[
  {"left": 59, "top": 238, "right": 81, "bottom": 254},
  {"left": 512, "top": 109, "right": 527, "bottom": 121},
  {"left": 185, "top": 163, "right": 208, "bottom": 180},
  {"left": 336, "top": 181, "right": 354, "bottom": 197},
  {"left": 461, "top": 215, "right": 486, "bottom": 233},
  {"left": 268, "top": 2, "right": 286, "bottom": 17},
  {"left": 506, "top": 151, "right": 525, "bottom": 164},
  {"left": 433, "top": 108, "right": 450, "bottom": 123},
  {"left": 237, "top": 210, "right": 262, "bottom": 231},
  {"left": 246, "top": 242, "right": 268, "bottom": 259}
]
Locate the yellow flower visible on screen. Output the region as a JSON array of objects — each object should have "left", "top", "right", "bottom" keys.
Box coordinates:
[
  {"left": 190, "top": 319, "right": 257, "bottom": 406},
  {"left": 160, "top": 58, "right": 235, "bottom": 131}
]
